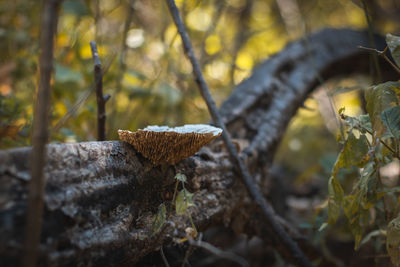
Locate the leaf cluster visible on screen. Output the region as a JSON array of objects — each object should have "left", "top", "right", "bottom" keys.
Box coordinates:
[
  {"left": 325, "top": 34, "right": 400, "bottom": 265},
  {"left": 151, "top": 173, "right": 197, "bottom": 239}
]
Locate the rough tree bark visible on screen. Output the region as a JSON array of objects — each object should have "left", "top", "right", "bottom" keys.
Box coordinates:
[{"left": 0, "top": 29, "right": 394, "bottom": 266}]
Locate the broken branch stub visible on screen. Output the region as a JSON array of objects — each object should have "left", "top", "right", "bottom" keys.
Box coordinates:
[{"left": 118, "top": 124, "right": 222, "bottom": 165}]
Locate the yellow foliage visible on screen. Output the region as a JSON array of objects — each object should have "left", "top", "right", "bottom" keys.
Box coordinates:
[
  {"left": 164, "top": 25, "right": 178, "bottom": 44},
  {"left": 54, "top": 102, "right": 67, "bottom": 117},
  {"left": 80, "top": 44, "right": 93, "bottom": 59},
  {"left": 335, "top": 91, "right": 362, "bottom": 117},
  {"left": 205, "top": 61, "right": 228, "bottom": 81},
  {"left": 79, "top": 43, "right": 108, "bottom": 60},
  {"left": 235, "top": 51, "right": 253, "bottom": 70},
  {"left": 205, "top": 35, "right": 221, "bottom": 55},
  {"left": 57, "top": 33, "right": 69, "bottom": 47},
  {"left": 123, "top": 73, "right": 141, "bottom": 87},
  {"left": 187, "top": 7, "right": 212, "bottom": 31},
  {"left": 115, "top": 93, "right": 129, "bottom": 113}
]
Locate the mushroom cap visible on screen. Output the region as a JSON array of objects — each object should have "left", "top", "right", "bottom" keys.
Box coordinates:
[{"left": 118, "top": 124, "right": 223, "bottom": 165}]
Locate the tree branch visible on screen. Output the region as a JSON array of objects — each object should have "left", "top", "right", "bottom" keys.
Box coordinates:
[
  {"left": 164, "top": 1, "right": 312, "bottom": 266},
  {"left": 22, "top": 1, "right": 60, "bottom": 266},
  {"left": 90, "top": 41, "right": 107, "bottom": 141}
]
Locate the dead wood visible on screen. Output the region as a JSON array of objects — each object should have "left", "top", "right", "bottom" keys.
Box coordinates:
[{"left": 0, "top": 28, "right": 395, "bottom": 266}]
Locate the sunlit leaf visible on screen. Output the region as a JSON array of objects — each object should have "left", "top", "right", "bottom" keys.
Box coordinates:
[
  {"left": 386, "top": 33, "right": 400, "bottom": 67},
  {"left": 380, "top": 106, "right": 400, "bottom": 139},
  {"left": 175, "top": 189, "right": 194, "bottom": 215},
  {"left": 152, "top": 203, "right": 167, "bottom": 236}
]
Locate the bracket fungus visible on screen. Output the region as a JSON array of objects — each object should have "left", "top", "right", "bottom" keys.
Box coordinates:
[{"left": 118, "top": 124, "right": 223, "bottom": 165}]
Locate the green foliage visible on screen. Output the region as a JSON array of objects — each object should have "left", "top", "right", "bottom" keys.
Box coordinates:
[
  {"left": 365, "top": 81, "right": 400, "bottom": 138},
  {"left": 173, "top": 173, "right": 197, "bottom": 235},
  {"left": 175, "top": 188, "right": 195, "bottom": 215},
  {"left": 152, "top": 203, "right": 167, "bottom": 236},
  {"left": 1, "top": 0, "right": 383, "bottom": 148},
  {"left": 380, "top": 106, "right": 400, "bottom": 140},
  {"left": 327, "top": 175, "right": 343, "bottom": 225},
  {"left": 174, "top": 173, "right": 195, "bottom": 216},
  {"left": 326, "top": 33, "right": 400, "bottom": 258}
]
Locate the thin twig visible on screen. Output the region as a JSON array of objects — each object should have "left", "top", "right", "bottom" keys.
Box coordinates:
[
  {"left": 160, "top": 246, "right": 170, "bottom": 267},
  {"left": 90, "top": 41, "right": 107, "bottom": 141},
  {"left": 188, "top": 235, "right": 249, "bottom": 267},
  {"left": 22, "top": 0, "right": 60, "bottom": 266},
  {"left": 181, "top": 244, "right": 193, "bottom": 267},
  {"left": 358, "top": 45, "right": 400, "bottom": 75},
  {"left": 52, "top": 54, "right": 115, "bottom": 133},
  {"left": 164, "top": 1, "right": 312, "bottom": 266}
]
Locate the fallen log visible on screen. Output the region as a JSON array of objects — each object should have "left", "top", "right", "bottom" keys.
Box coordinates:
[{"left": 0, "top": 29, "right": 394, "bottom": 266}]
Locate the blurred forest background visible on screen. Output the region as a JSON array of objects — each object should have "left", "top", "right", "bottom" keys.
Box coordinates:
[
  {"left": 1, "top": 0, "right": 400, "bottom": 264},
  {"left": 1, "top": 0, "right": 398, "bottom": 148}
]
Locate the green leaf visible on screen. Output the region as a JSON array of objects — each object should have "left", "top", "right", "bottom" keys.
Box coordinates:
[
  {"left": 327, "top": 132, "right": 370, "bottom": 225},
  {"left": 341, "top": 114, "right": 360, "bottom": 130},
  {"left": 335, "top": 132, "right": 370, "bottom": 172},
  {"left": 175, "top": 188, "right": 194, "bottom": 215},
  {"left": 359, "top": 162, "right": 378, "bottom": 205},
  {"left": 359, "top": 114, "right": 373, "bottom": 133},
  {"left": 151, "top": 203, "right": 167, "bottom": 236},
  {"left": 386, "top": 33, "right": 400, "bottom": 67},
  {"left": 343, "top": 195, "right": 368, "bottom": 250},
  {"left": 380, "top": 106, "right": 400, "bottom": 139},
  {"left": 341, "top": 162, "right": 377, "bottom": 250},
  {"left": 353, "top": 209, "right": 369, "bottom": 250},
  {"left": 175, "top": 173, "right": 187, "bottom": 183},
  {"left": 327, "top": 176, "right": 344, "bottom": 224},
  {"left": 365, "top": 81, "right": 400, "bottom": 138}
]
